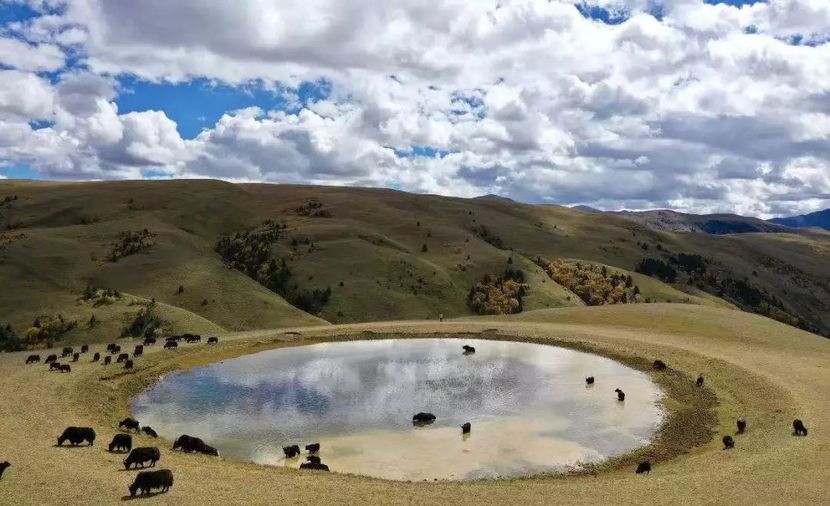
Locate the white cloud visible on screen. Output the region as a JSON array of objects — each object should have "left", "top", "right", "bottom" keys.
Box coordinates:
[
  {"left": 0, "top": 36, "right": 64, "bottom": 71},
  {"left": 0, "top": 0, "right": 829, "bottom": 217}
]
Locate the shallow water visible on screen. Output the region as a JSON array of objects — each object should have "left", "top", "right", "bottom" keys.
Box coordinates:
[{"left": 132, "top": 338, "right": 664, "bottom": 480}]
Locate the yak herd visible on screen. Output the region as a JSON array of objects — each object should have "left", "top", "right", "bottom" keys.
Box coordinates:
[{"left": 2, "top": 340, "right": 814, "bottom": 495}]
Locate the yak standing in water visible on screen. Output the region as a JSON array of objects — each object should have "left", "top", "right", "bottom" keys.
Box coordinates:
[
  {"left": 462, "top": 345, "right": 476, "bottom": 354},
  {"left": 412, "top": 412, "right": 437, "bottom": 425},
  {"left": 461, "top": 422, "right": 471, "bottom": 434},
  {"left": 615, "top": 388, "right": 625, "bottom": 402},
  {"left": 585, "top": 376, "right": 595, "bottom": 385}
]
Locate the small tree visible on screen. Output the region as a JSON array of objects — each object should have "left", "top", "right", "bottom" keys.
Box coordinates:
[
  {"left": 176, "top": 285, "right": 184, "bottom": 294},
  {"left": 0, "top": 322, "right": 22, "bottom": 352},
  {"left": 421, "top": 243, "right": 428, "bottom": 253}
]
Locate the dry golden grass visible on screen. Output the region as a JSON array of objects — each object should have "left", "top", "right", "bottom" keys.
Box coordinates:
[{"left": 0, "top": 304, "right": 828, "bottom": 505}]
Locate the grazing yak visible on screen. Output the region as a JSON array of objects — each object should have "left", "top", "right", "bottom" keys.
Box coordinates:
[
  {"left": 653, "top": 360, "right": 667, "bottom": 370},
  {"left": 142, "top": 426, "right": 158, "bottom": 438},
  {"left": 60, "top": 364, "right": 71, "bottom": 373},
  {"left": 92, "top": 352, "right": 100, "bottom": 362},
  {"left": 207, "top": 337, "right": 219, "bottom": 344},
  {"left": 116, "top": 353, "right": 129, "bottom": 363},
  {"left": 134, "top": 345, "right": 144, "bottom": 356},
  {"left": 109, "top": 433, "right": 132, "bottom": 453},
  {"left": 585, "top": 376, "right": 595, "bottom": 385},
  {"left": 124, "top": 359, "right": 134, "bottom": 370},
  {"left": 462, "top": 345, "right": 476, "bottom": 354},
  {"left": 124, "top": 447, "right": 161, "bottom": 470},
  {"left": 143, "top": 337, "right": 156, "bottom": 346},
  {"left": 201, "top": 445, "right": 219, "bottom": 456},
  {"left": 0, "top": 461, "right": 9, "bottom": 479},
  {"left": 72, "top": 353, "right": 79, "bottom": 362},
  {"left": 723, "top": 435, "right": 735, "bottom": 449},
  {"left": 61, "top": 347, "right": 73, "bottom": 358},
  {"left": 173, "top": 434, "right": 206, "bottom": 453},
  {"left": 26, "top": 354, "right": 41, "bottom": 364},
  {"left": 110, "top": 345, "right": 121, "bottom": 355},
  {"left": 80, "top": 344, "right": 89, "bottom": 353},
  {"left": 615, "top": 388, "right": 626, "bottom": 402},
  {"left": 164, "top": 341, "right": 178, "bottom": 350},
  {"left": 793, "top": 419, "right": 808, "bottom": 436},
  {"left": 128, "top": 469, "right": 173, "bottom": 497},
  {"left": 119, "top": 418, "right": 141, "bottom": 432},
  {"left": 103, "top": 356, "right": 112, "bottom": 365},
  {"left": 413, "top": 412, "right": 437, "bottom": 425},
  {"left": 185, "top": 335, "right": 202, "bottom": 343},
  {"left": 306, "top": 443, "right": 320, "bottom": 454},
  {"left": 283, "top": 445, "right": 301, "bottom": 458},
  {"left": 49, "top": 361, "right": 62, "bottom": 371},
  {"left": 696, "top": 375, "right": 704, "bottom": 387},
  {"left": 57, "top": 427, "right": 95, "bottom": 446},
  {"left": 737, "top": 418, "right": 747, "bottom": 434},
  {"left": 45, "top": 354, "right": 57, "bottom": 363},
  {"left": 635, "top": 462, "right": 651, "bottom": 474},
  {"left": 461, "top": 422, "right": 471, "bottom": 434},
  {"left": 106, "top": 343, "right": 117, "bottom": 353},
  {"left": 306, "top": 455, "right": 321, "bottom": 464},
  {"left": 300, "top": 462, "right": 330, "bottom": 471}
]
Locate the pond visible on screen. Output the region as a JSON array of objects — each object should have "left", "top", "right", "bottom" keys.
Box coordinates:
[{"left": 131, "top": 338, "right": 664, "bottom": 481}]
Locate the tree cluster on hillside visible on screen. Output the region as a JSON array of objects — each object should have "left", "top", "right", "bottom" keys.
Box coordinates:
[
  {"left": 635, "top": 258, "right": 678, "bottom": 283},
  {"left": 107, "top": 229, "right": 156, "bottom": 262},
  {"left": 121, "top": 302, "right": 165, "bottom": 338},
  {"left": 467, "top": 267, "right": 528, "bottom": 315},
  {"left": 295, "top": 199, "right": 332, "bottom": 217},
  {"left": 23, "top": 314, "right": 78, "bottom": 348},
  {"left": 215, "top": 220, "right": 331, "bottom": 314},
  {"left": 80, "top": 283, "right": 121, "bottom": 306},
  {"left": 470, "top": 225, "right": 506, "bottom": 249},
  {"left": 0, "top": 322, "right": 23, "bottom": 352},
  {"left": 537, "top": 258, "right": 641, "bottom": 306}
]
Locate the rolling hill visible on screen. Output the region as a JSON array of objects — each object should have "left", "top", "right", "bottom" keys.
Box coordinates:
[
  {"left": 769, "top": 208, "right": 830, "bottom": 231},
  {"left": 1, "top": 179, "right": 829, "bottom": 349}
]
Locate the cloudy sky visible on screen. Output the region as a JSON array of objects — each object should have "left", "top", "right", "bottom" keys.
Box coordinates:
[{"left": 1, "top": 0, "right": 829, "bottom": 217}]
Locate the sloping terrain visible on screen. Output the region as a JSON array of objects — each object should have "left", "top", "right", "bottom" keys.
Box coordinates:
[
  {"left": 770, "top": 208, "right": 830, "bottom": 231},
  {"left": 1, "top": 179, "right": 829, "bottom": 349},
  {"left": 612, "top": 209, "right": 794, "bottom": 234}
]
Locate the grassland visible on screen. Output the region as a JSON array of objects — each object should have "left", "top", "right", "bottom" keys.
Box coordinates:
[
  {"left": 2, "top": 179, "right": 829, "bottom": 350},
  {"left": 0, "top": 304, "right": 827, "bottom": 505}
]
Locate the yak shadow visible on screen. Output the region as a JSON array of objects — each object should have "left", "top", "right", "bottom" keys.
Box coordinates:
[
  {"left": 121, "top": 491, "right": 168, "bottom": 501},
  {"left": 52, "top": 444, "right": 94, "bottom": 449}
]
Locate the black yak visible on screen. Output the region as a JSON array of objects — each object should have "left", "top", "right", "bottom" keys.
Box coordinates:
[
  {"left": 164, "top": 341, "right": 178, "bottom": 350},
  {"left": 128, "top": 469, "right": 173, "bottom": 496},
  {"left": 92, "top": 352, "right": 100, "bottom": 362},
  {"left": 25, "top": 354, "right": 40, "bottom": 364},
  {"left": 723, "top": 435, "right": 735, "bottom": 449},
  {"left": 461, "top": 422, "right": 471, "bottom": 434},
  {"left": 793, "top": 419, "right": 808, "bottom": 436},
  {"left": 124, "top": 359, "right": 134, "bottom": 370},
  {"left": 49, "top": 361, "right": 62, "bottom": 371},
  {"left": 696, "top": 375, "right": 704, "bottom": 387},
  {"left": 0, "top": 461, "right": 9, "bottom": 479},
  {"left": 185, "top": 335, "right": 201, "bottom": 343},
  {"left": 306, "top": 455, "right": 321, "bottom": 464},
  {"left": 300, "top": 462, "right": 330, "bottom": 471},
  {"left": 143, "top": 337, "right": 156, "bottom": 346},
  {"left": 201, "top": 445, "right": 219, "bottom": 456},
  {"left": 45, "top": 354, "right": 57, "bottom": 363},
  {"left": 106, "top": 343, "right": 117, "bottom": 352},
  {"left": 585, "top": 376, "right": 595, "bottom": 385},
  {"left": 116, "top": 353, "right": 129, "bottom": 363},
  {"left": 57, "top": 427, "right": 95, "bottom": 446},
  {"left": 60, "top": 364, "right": 71, "bottom": 373},
  {"left": 80, "top": 344, "right": 89, "bottom": 353},
  {"left": 134, "top": 345, "right": 144, "bottom": 356},
  {"left": 142, "top": 426, "right": 158, "bottom": 438},
  {"left": 110, "top": 345, "right": 121, "bottom": 355},
  {"left": 462, "top": 345, "right": 476, "bottom": 354},
  {"left": 635, "top": 461, "right": 651, "bottom": 474},
  {"left": 412, "top": 412, "right": 436, "bottom": 425},
  {"left": 61, "top": 347, "right": 73, "bottom": 358},
  {"left": 283, "top": 445, "right": 301, "bottom": 458},
  {"left": 173, "top": 434, "right": 207, "bottom": 453},
  {"left": 615, "top": 388, "right": 625, "bottom": 402},
  {"left": 305, "top": 443, "right": 320, "bottom": 454},
  {"left": 124, "top": 447, "right": 161, "bottom": 470},
  {"left": 737, "top": 418, "right": 747, "bottom": 434},
  {"left": 653, "top": 360, "right": 667, "bottom": 370},
  {"left": 207, "top": 337, "right": 219, "bottom": 344},
  {"left": 103, "top": 356, "right": 111, "bottom": 365},
  {"left": 72, "top": 353, "right": 79, "bottom": 362},
  {"left": 119, "top": 418, "right": 140, "bottom": 432},
  {"left": 109, "top": 433, "right": 132, "bottom": 453}
]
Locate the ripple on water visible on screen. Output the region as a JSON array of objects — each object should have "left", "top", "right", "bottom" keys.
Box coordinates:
[{"left": 132, "top": 338, "right": 664, "bottom": 481}]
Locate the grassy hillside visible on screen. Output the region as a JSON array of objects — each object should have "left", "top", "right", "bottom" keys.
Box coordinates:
[{"left": 1, "top": 179, "right": 829, "bottom": 348}]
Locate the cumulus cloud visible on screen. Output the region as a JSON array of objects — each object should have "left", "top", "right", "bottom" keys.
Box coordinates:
[{"left": 0, "top": 0, "right": 829, "bottom": 217}]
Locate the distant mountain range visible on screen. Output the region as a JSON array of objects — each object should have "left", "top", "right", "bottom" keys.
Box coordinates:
[{"left": 768, "top": 209, "right": 830, "bottom": 231}]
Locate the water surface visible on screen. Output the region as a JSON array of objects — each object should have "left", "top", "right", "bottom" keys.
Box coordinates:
[{"left": 132, "top": 338, "right": 663, "bottom": 480}]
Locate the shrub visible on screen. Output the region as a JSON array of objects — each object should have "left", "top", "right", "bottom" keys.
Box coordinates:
[
  {"left": 0, "top": 322, "right": 23, "bottom": 352},
  {"left": 122, "top": 303, "right": 165, "bottom": 338},
  {"left": 537, "top": 258, "right": 641, "bottom": 306},
  {"left": 471, "top": 225, "right": 506, "bottom": 249},
  {"left": 635, "top": 258, "right": 677, "bottom": 283},
  {"left": 467, "top": 268, "right": 528, "bottom": 315},
  {"left": 107, "top": 229, "right": 156, "bottom": 262},
  {"left": 23, "top": 314, "right": 78, "bottom": 347}
]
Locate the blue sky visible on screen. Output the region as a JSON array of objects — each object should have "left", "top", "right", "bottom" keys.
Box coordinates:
[{"left": 1, "top": 0, "right": 829, "bottom": 218}]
